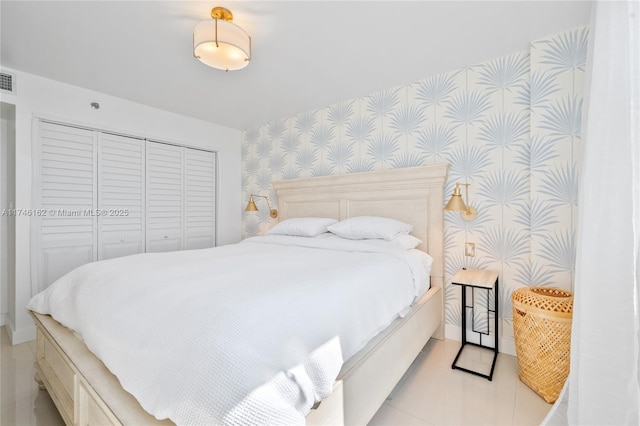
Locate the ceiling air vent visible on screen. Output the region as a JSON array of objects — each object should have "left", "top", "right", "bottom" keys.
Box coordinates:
[{"left": 0, "top": 71, "right": 16, "bottom": 95}]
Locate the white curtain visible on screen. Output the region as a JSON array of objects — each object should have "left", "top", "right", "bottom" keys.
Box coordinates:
[{"left": 544, "top": 1, "right": 640, "bottom": 424}]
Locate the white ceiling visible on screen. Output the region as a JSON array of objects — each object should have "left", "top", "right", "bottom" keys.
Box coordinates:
[{"left": 1, "top": 1, "right": 592, "bottom": 130}]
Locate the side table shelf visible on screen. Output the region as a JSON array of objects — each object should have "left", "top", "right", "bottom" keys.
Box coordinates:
[{"left": 451, "top": 268, "right": 499, "bottom": 381}]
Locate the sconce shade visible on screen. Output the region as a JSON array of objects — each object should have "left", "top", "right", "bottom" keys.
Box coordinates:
[
  {"left": 193, "top": 7, "right": 251, "bottom": 71},
  {"left": 445, "top": 182, "right": 477, "bottom": 221},
  {"left": 245, "top": 196, "right": 258, "bottom": 212},
  {"left": 445, "top": 186, "right": 467, "bottom": 211}
]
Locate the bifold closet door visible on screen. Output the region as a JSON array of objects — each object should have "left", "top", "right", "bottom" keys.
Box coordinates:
[
  {"left": 184, "top": 148, "right": 216, "bottom": 250},
  {"left": 35, "top": 122, "right": 97, "bottom": 293},
  {"left": 97, "top": 133, "right": 145, "bottom": 260},
  {"left": 146, "top": 141, "right": 184, "bottom": 253},
  {"left": 35, "top": 123, "right": 217, "bottom": 292}
]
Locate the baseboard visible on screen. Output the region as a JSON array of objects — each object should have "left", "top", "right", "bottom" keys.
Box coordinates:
[
  {"left": 500, "top": 337, "right": 516, "bottom": 356},
  {"left": 445, "top": 323, "right": 462, "bottom": 342},
  {"left": 445, "top": 324, "right": 516, "bottom": 356},
  {"left": 8, "top": 323, "right": 36, "bottom": 345}
]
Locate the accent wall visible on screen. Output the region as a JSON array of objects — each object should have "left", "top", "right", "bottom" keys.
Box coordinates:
[{"left": 241, "top": 27, "right": 587, "bottom": 352}]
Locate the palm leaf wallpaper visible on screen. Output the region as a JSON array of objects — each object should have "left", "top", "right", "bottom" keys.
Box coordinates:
[
  {"left": 241, "top": 27, "right": 587, "bottom": 348},
  {"left": 531, "top": 26, "right": 587, "bottom": 299}
]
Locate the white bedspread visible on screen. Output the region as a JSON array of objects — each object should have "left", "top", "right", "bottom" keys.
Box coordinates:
[{"left": 27, "top": 235, "right": 432, "bottom": 425}]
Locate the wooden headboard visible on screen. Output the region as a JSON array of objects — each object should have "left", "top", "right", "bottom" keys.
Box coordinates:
[{"left": 272, "top": 164, "right": 448, "bottom": 289}]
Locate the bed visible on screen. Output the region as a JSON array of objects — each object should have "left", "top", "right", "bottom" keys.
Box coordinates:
[{"left": 28, "top": 164, "right": 448, "bottom": 425}]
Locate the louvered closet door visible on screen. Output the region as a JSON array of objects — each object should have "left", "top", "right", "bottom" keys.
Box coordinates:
[
  {"left": 184, "top": 148, "right": 216, "bottom": 250},
  {"left": 36, "top": 122, "right": 97, "bottom": 293},
  {"left": 97, "top": 133, "right": 145, "bottom": 260},
  {"left": 146, "top": 141, "right": 183, "bottom": 252}
]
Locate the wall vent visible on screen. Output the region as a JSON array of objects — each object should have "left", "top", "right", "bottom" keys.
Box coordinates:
[{"left": 0, "top": 71, "right": 16, "bottom": 95}]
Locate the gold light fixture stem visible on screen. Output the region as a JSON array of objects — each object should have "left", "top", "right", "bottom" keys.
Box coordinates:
[
  {"left": 209, "top": 7, "right": 231, "bottom": 50},
  {"left": 460, "top": 183, "right": 477, "bottom": 221},
  {"left": 215, "top": 18, "right": 219, "bottom": 48},
  {"left": 464, "top": 183, "right": 470, "bottom": 215}
]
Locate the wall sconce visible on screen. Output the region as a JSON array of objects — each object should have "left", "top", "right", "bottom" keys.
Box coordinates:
[
  {"left": 445, "top": 182, "right": 477, "bottom": 221},
  {"left": 245, "top": 194, "right": 278, "bottom": 218}
]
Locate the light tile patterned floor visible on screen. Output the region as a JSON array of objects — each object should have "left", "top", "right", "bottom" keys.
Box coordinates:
[
  {"left": 0, "top": 327, "right": 64, "bottom": 425},
  {"left": 369, "top": 339, "right": 552, "bottom": 425},
  {"left": 1, "top": 326, "right": 550, "bottom": 425}
]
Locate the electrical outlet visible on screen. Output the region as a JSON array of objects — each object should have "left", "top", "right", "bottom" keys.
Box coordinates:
[{"left": 465, "top": 242, "right": 475, "bottom": 257}]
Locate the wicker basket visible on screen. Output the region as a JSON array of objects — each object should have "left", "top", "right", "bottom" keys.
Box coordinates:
[{"left": 512, "top": 286, "right": 573, "bottom": 403}]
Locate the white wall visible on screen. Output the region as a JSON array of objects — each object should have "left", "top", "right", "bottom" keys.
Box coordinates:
[
  {"left": 1, "top": 104, "right": 7, "bottom": 325},
  {"left": 2, "top": 67, "right": 242, "bottom": 344},
  {"left": 1, "top": 102, "right": 16, "bottom": 327}
]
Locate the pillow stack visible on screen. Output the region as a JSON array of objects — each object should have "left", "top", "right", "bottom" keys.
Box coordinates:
[
  {"left": 267, "top": 217, "right": 337, "bottom": 237},
  {"left": 266, "top": 216, "right": 422, "bottom": 250}
]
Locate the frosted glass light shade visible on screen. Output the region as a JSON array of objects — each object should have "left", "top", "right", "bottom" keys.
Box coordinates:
[{"left": 193, "top": 19, "right": 251, "bottom": 71}]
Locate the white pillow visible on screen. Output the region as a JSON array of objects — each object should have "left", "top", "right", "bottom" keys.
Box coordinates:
[
  {"left": 267, "top": 217, "right": 338, "bottom": 237},
  {"left": 327, "top": 216, "right": 413, "bottom": 241},
  {"left": 364, "top": 234, "right": 423, "bottom": 250},
  {"left": 393, "top": 234, "right": 423, "bottom": 250}
]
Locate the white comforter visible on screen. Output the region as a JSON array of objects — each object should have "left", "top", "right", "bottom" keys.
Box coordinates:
[{"left": 28, "top": 235, "right": 432, "bottom": 425}]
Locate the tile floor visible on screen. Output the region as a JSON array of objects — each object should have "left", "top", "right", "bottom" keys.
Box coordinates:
[
  {"left": 1, "top": 327, "right": 64, "bottom": 426},
  {"left": 1, "top": 326, "right": 550, "bottom": 425},
  {"left": 368, "top": 338, "right": 552, "bottom": 425}
]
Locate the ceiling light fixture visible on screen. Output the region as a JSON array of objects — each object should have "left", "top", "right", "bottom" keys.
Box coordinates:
[{"left": 193, "top": 6, "right": 251, "bottom": 72}]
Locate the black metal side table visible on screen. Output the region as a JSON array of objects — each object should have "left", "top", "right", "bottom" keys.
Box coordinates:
[{"left": 451, "top": 268, "right": 499, "bottom": 381}]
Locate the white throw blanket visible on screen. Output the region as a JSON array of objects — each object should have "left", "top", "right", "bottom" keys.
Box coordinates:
[{"left": 28, "top": 235, "right": 431, "bottom": 425}]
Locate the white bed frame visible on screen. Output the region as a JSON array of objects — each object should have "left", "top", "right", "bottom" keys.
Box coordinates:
[{"left": 30, "top": 164, "right": 448, "bottom": 425}]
